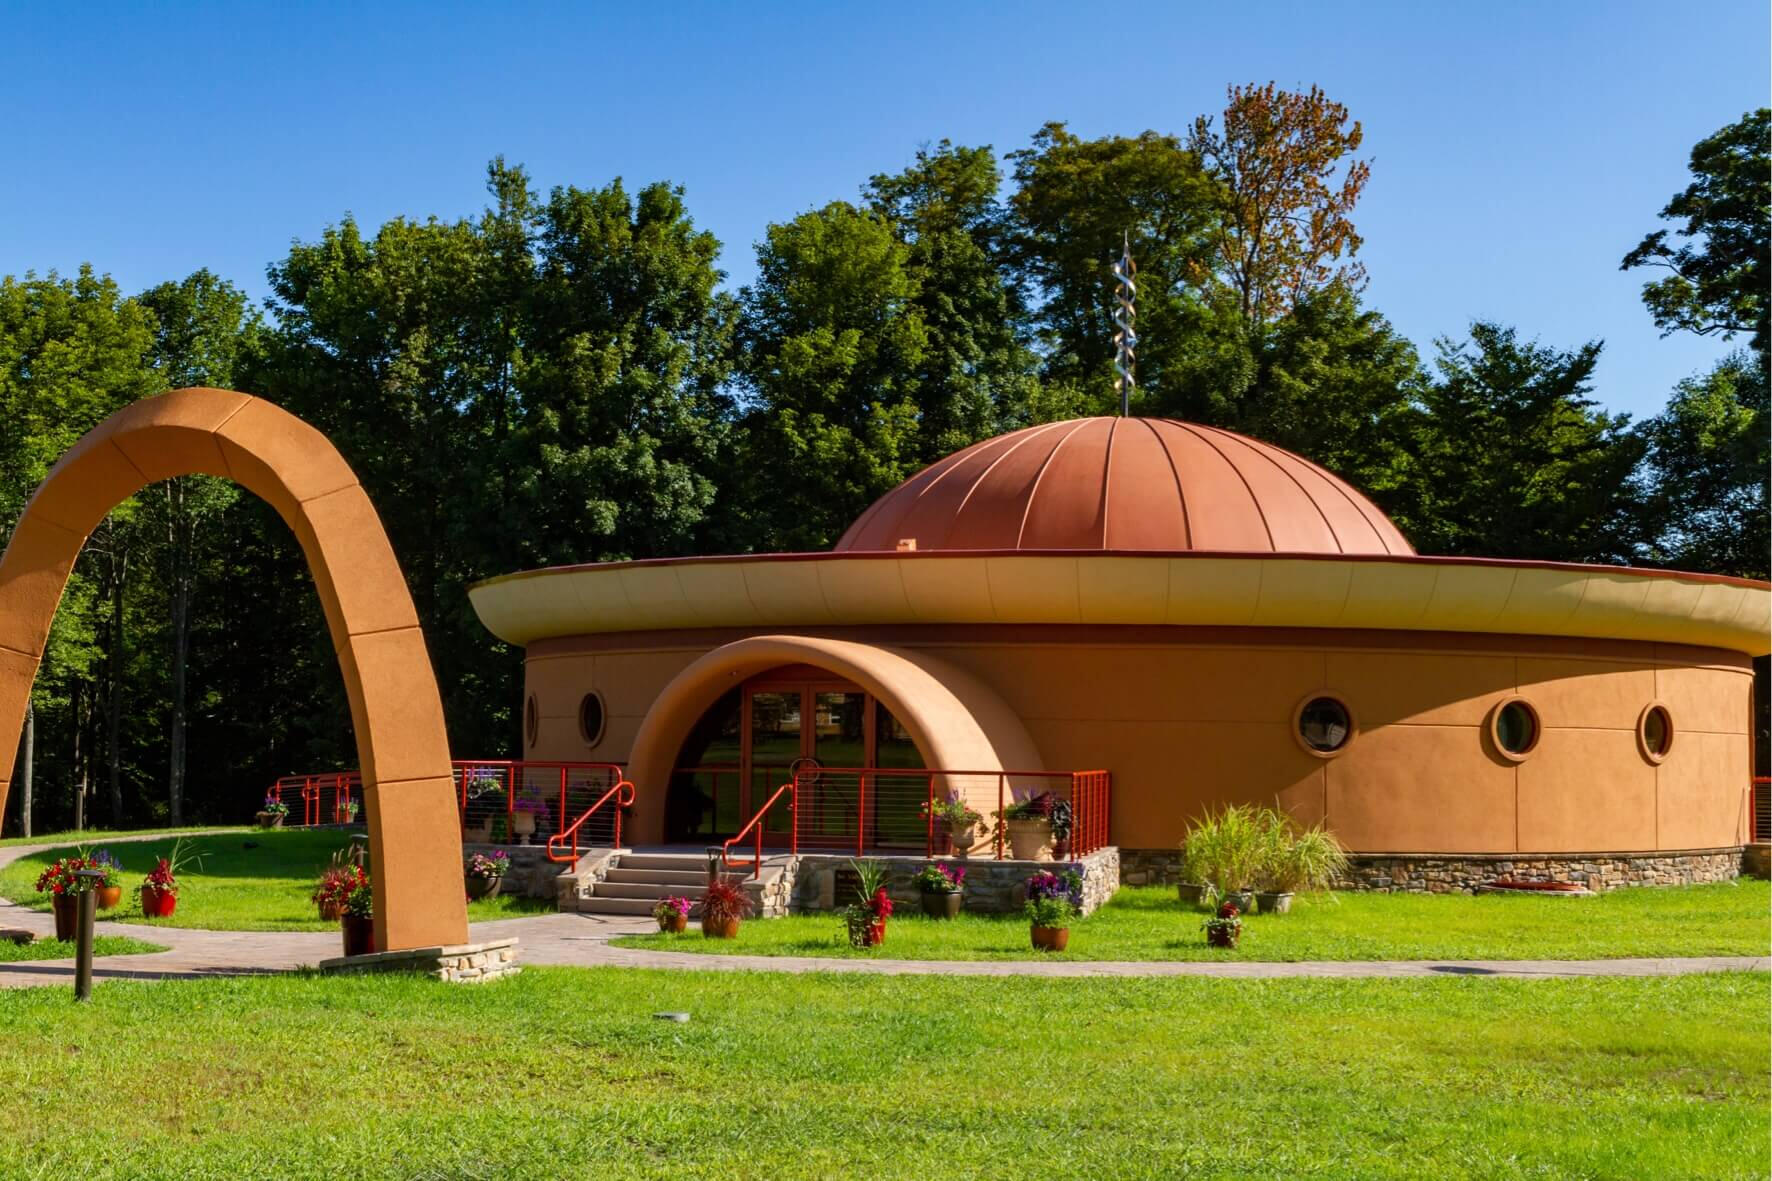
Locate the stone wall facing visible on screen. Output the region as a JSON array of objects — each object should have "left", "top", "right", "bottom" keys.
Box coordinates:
[
  {"left": 1119, "top": 847, "right": 1743, "bottom": 893},
  {"left": 319, "top": 937, "right": 521, "bottom": 983},
  {"left": 783, "top": 847, "right": 1120, "bottom": 916}
]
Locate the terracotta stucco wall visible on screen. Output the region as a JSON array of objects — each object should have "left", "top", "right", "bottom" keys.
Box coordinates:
[{"left": 521, "top": 628, "right": 1752, "bottom": 855}]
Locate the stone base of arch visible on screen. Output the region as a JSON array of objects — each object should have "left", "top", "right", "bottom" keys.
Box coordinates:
[{"left": 625, "top": 634, "right": 1043, "bottom": 845}]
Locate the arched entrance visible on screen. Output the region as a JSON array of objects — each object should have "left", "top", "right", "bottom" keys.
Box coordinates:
[
  {"left": 623, "top": 634, "right": 1044, "bottom": 846},
  {"left": 664, "top": 664, "right": 926, "bottom": 844},
  {"left": 0, "top": 388, "right": 466, "bottom": 952}
]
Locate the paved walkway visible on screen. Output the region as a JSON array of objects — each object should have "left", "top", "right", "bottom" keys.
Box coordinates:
[{"left": 0, "top": 833, "right": 1764, "bottom": 987}]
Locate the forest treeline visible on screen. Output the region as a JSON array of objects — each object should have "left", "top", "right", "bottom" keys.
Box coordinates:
[{"left": 2, "top": 88, "right": 1766, "bottom": 832}]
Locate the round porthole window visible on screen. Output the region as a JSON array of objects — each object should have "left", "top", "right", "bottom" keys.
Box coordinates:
[
  {"left": 1294, "top": 695, "right": 1354, "bottom": 756},
  {"left": 1638, "top": 703, "right": 1674, "bottom": 763},
  {"left": 524, "top": 694, "right": 539, "bottom": 749},
  {"left": 1489, "top": 698, "right": 1540, "bottom": 761},
  {"left": 578, "top": 692, "right": 606, "bottom": 749}
]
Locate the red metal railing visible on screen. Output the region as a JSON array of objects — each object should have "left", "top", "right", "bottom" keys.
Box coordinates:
[
  {"left": 267, "top": 761, "right": 627, "bottom": 849},
  {"left": 1753, "top": 777, "right": 1770, "bottom": 843},
  {"left": 719, "top": 766, "right": 1112, "bottom": 877},
  {"left": 547, "top": 777, "right": 635, "bottom": 869}
]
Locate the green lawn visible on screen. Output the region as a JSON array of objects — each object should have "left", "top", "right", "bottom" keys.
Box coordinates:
[
  {"left": 0, "top": 935, "right": 166, "bottom": 962},
  {"left": 0, "top": 824, "right": 242, "bottom": 848},
  {"left": 615, "top": 880, "right": 1772, "bottom": 962},
  {"left": 0, "top": 967, "right": 1761, "bottom": 1179},
  {"left": 0, "top": 830, "right": 551, "bottom": 931}
]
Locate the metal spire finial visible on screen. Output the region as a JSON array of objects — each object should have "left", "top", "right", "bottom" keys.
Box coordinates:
[{"left": 1113, "top": 231, "right": 1137, "bottom": 416}]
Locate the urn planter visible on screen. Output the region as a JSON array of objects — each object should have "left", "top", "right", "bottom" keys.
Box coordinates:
[
  {"left": 51, "top": 893, "right": 78, "bottom": 941},
  {"left": 1005, "top": 819, "right": 1052, "bottom": 861},
  {"left": 949, "top": 825, "right": 977, "bottom": 859},
  {"left": 919, "top": 891, "right": 963, "bottom": 919},
  {"left": 512, "top": 812, "right": 538, "bottom": 843}
]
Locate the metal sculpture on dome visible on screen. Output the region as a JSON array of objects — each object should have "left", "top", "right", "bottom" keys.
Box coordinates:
[{"left": 1113, "top": 231, "right": 1137, "bottom": 415}]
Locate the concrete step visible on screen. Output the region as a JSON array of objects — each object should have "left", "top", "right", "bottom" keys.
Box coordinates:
[
  {"left": 603, "top": 867, "right": 708, "bottom": 887},
  {"left": 593, "top": 882, "right": 709, "bottom": 901},
  {"left": 573, "top": 895, "right": 702, "bottom": 917},
  {"left": 617, "top": 853, "right": 714, "bottom": 872}
]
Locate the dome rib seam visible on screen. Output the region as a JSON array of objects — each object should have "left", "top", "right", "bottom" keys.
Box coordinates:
[
  {"left": 1014, "top": 418, "right": 1092, "bottom": 549},
  {"left": 1167, "top": 419, "right": 1276, "bottom": 551},
  {"left": 1196, "top": 423, "right": 1346, "bottom": 553}
]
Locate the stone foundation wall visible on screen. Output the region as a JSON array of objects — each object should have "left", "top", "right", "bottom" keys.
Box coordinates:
[
  {"left": 783, "top": 847, "right": 1119, "bottom": 916},
  {"left": 1118, "top": 847, "right": 1743, "bottom": 893},
  {"left": 462, "top": 843, "right": 567, "bottom": 899},
  {"left": 319, "top": 936, "right": 521, "bottom": 983}
]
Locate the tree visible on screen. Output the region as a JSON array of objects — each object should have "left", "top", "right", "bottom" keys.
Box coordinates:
[
  {"left": 1622, "top": 109, "right": 1769, "bottom": 355},
  {"left": 1396, "top": 323, "right": 1646, "bottom": 563},
  {"left": 731, "top": 201, "right": 928, "bottom": 550},
  {"left": 1190, "top": 83, "right": 1371, "bottom": 326},
  {"left": 1637, "top": 352, "right": 1768, "bottom": 579},
  {"left": 1003, "top": 123, "right": 1226, "bottom": 416}
]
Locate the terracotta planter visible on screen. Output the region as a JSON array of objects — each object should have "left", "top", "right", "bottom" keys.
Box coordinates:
[
  {"left": 96, "top": 884, "right": 122, "bottom": 910},
  {"left": 702, "top": 915, "right": 740, "bottom": 939},
  {"left": 51, "top": 893, "right": 78, "bottom": 941},
  {"left": 1255, "top": 891, "right": 1294, "bottom": 915},
  {"left": 658, "top": 912, "right": 688, "bottom": 933},
  {"left": 1030, "top": 925, "right": 1070, "bottom": 952},
  {"left": 317, "top": 899, "right": 344, "bottom": 922},
  {"left": 1206, "top": 925, "right": 1240, "bottom": 949},
  {"left": 140, "top": 884, "right": 177, "bottom": 918},
  {"left": 340, "top": 914, "right": 375, "bottom": 957},
  {"left": 1005, "top": 819, "right": 1052, "bottom": 861},
  {"left": 255, "top": 811, "right": 285, "bottom": 829},
  {"left": 920, "top": 891, "right": 962, "bottom": 919},
  {"left": 466, "top": 875, "right": 503, "bottom": 901}
]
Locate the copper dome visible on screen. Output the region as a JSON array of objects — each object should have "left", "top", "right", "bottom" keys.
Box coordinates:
[{"left": 834, "top": 417, "right": 1414, "bottom": 556}]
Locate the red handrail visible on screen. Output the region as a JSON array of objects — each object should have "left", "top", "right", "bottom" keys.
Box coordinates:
[
  {"left": 721, "top": 780, "right": 797, "bottom": 878},
  {"left": 546, "top": 778, "right": 635, "bottom": 870}
]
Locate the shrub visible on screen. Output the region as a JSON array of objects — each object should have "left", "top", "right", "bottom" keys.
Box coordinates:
[
  {"left": 701, "top": 878, "right": 753, "bottom": 925},
  {"left": 1258, "top": 823, "right": 1348, "bottom": 894},
  {"left": 1178, "top": 805, "right": 1269, "bottom": 900}
]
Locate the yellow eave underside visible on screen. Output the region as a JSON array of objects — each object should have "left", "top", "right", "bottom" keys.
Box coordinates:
[{"left": 467, "top": 554, "right": 1772, "bottom": 656}]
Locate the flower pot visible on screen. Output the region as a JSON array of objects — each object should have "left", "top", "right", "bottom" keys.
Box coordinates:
[
  {"left": 96, "top": 884, "right": 122, "bottom": 910},
  {"left": 920, "top": 891, "right": 963, "bottom": 919},
  {"left": 141, "top": 884, "right": 177, "bottom": 918},
  {"left": 1206, "top": 925, "right": 1240, "bottom": 949},
  {"left": 512, "top": 812, "right": 538, "bottom": 842},
  {"left": 333, "top": 807, "right": 357, "bottom": 825},
  {"left": 51, "top": 893, "right": 78, "bottom": 941},
  {"left": 466, "top": 875, "right": 503, "bottom": 901},
  {"left": 340, "top": 914, "right": 375, "bottom": 957},
  {"left": 1030, "top": 925, "right": 1069, "bottom": 952},
  {"left": 1255, "top": 891, "right": 1294, "bottom": 915},
  {"left": 463, "top": 820, "right": 493, "bottom": 844},
  {"left": 1176, "top": 883, "right": 1211, "bottom": 907},
  {"left": 1220, "top": 889, "right": 1255, "bottom": 915},
  {"left": 1052, "top": 838, "right": 1071, "bottom": 861},
  {"left": 949, "top": 825, "right": 975, "bottom": 858},
  {"left": 1005, "top": 818, "right": 1052, "bottom": 861},
  {"left": 702, "top": 916, "right": 740, "bottom": 939},
  {"left": 317, "top": 899, "right": 344, "bottom": 922},
  {"left": 659, "top": 912, "right": 688, "bottom": 934}
]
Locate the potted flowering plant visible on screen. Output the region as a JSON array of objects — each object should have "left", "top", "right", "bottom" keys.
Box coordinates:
[
  {"left": 340, "top": 876, "right": 375, "bottom": 956},
  {"left": 1049, "top": 799, "right": 1075, "bottom": 860},
  {"left": 462, "top": 772, "right": 504, "bottom": 842},
  {"left": 256, "top": 793, "right": 290, "bottom": 829},
  {"left": 510, "top": 793, "right": 549, "bottom": 842},
  {"left": 997, "top": 792, "right": 1055, "bottom": 860},
  {"left": 90, "top": 848, "right": 123, "bottom": 909},
  {"left": 464, "top": 851, "right": 509, "bottom": 900},
  {"left": 1203, "top": 900, "right": 1243, "bottom": 949},
  {"left": 840, "top": 859, "right": 893, "bottom": 948},
  {"left": 913, "top": 862, "right": 965, "bottom": 919},
  {"left": 1024, "top": 864, "right": 1084, "bottom": 951},
  {"left": 653, "top": 896, "right": 693, "bottom": 933},
  {"left": 920, "top": 796, "right": 984, "bottom": 857},
  {"left": 332, "top": 797, "right": 360, "bottom": 825},
  {"left": 700, "top": 878, "right": 752, "bottom": 939},
  {"left": 34, "top": 854, "right": 100, "bottom": 939},
  {"left": 311, "top": 853, "right": 367, "bottom": 921},
  {"left": 138, "top": 837, "right": 201, "bottom": 918}
]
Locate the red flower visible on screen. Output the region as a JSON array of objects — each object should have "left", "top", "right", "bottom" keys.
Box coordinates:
[{"left": 870, "top": 887, "right": 893, "bottom": 920}]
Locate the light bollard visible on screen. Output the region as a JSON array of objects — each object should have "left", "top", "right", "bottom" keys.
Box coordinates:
[{"left": 73, "top": 868, "right": 105, "bottom": 1002}]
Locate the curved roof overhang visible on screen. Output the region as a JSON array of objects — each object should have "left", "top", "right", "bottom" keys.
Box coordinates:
[{"left": 468, "top": 550, "right": 1772, "bottom": 658}]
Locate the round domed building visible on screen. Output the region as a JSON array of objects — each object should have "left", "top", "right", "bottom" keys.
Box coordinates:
[{"left": 470, "top": 416, "right": 1770, "bottom": 892}]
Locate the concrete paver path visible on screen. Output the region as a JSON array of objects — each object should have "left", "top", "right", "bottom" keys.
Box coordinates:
[{"left": 0, "top": 833, "right": 1764, "bottom": 988}]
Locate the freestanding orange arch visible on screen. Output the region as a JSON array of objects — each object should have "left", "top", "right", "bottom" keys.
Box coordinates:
[{"left": 0, "top": 388, "right": 467, "bottom": 951}]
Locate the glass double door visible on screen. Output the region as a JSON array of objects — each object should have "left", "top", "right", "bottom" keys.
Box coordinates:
[{"left": 665, "top": 673, "right": 923, "bottom": 845}]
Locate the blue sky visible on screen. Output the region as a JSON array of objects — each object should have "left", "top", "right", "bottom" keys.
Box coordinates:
[{"left": 2, "top": 0, "right": 1764, "bottom": 419}]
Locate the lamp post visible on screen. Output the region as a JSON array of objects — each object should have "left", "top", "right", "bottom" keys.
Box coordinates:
[{"left": 72, "top": 869, "right": 105, "bottom": 1001}]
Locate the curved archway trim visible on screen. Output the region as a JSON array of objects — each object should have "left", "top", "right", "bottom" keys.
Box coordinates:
[
  {"left": 0, "top": 388, "right": 466, "bottom": 951},
  {"left": 624, "top": 634, "right": 1044, "bottom": 843}
]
